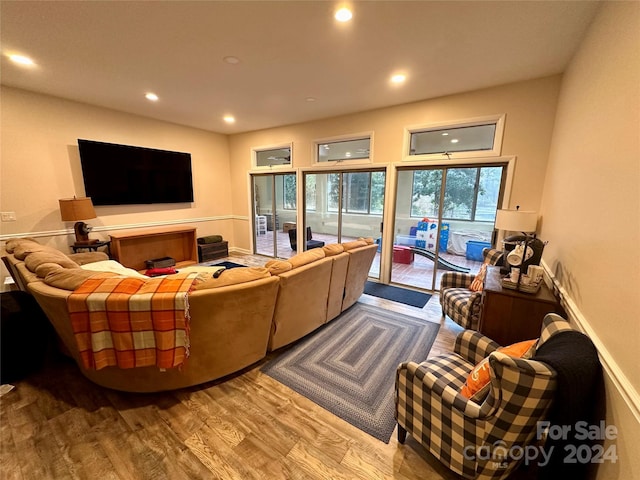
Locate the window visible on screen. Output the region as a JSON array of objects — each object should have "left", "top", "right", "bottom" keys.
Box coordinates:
[
  {"left": 305, "top": 174, "right": 317, "bottom": 211},
  {"left": 405, "top": 115, "right": 505, "bottom": 160},
  {"left": 282, "top": 174, "right": 296, "bottom": 209},
  {"left": 327, "top": 171, "right": 385, "bottom": 214},
  {"left": 411, "top": 166, "right": 502, "bottom": 221},
  {"left": 316, "top": 136, "right": 371, "bottom": 163},
  {"left": 253, "top": 144, "right": 292, "bottom": 168}
]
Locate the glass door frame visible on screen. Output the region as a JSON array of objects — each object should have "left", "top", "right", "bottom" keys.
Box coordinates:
[
  {"left": 384, "top": 156, "right": 515, "bottom": 291},
  {"left": 301, "top": 165, "right": 387, "bottom": 279},
  {"left": 251, "top": 171, "right": 297, "bottom": 259}
]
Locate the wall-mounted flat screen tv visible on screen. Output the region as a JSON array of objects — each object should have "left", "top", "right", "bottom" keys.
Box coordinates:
[{"left": 78, "top": 139, "right": 194, "bottom": 206}]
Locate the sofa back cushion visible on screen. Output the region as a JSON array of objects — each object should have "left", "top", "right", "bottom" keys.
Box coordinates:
[
  {"left": 322, "top": 243, "right": 345, "bottom": 257},
  {"left": 45, "top": 269, "right": 117, "bottom": 291},
  {"left": 193, "top": 267, "right": 272, "bottom": 290},
  {"left": 287, "top": 248, "right": 326, "bottom": 269},
  {"left": 265, "top": 260, "right": 293, "bottom": 275},
  {"left": 24, "top": 249, "right": 80, "bottom": 273},
  {"left": 342, "top": 240, "right": 368, "bottom": 251}
]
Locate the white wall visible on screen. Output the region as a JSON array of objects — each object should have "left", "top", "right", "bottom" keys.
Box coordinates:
[
  {"left": 0, "top": 87, "right": 233, "bottom": 285},
  {"left": 228, "top": 76, "right": 562, "bottom": 252},
  {"left": 540, "top": 2, "right": 640, "bottom": 478}
]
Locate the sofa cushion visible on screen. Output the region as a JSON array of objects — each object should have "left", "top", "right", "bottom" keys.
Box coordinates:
[
  {"left": 265, "top": 260, "right": 293, "bottom": 275},
  {"left": 342, "top": 240, "right": 368, "bottom": 251},
  {"left": 4, "top": 237, "right": 39, "bottom": 255},
  {"left": 24, "top": 250, "right": 80, "bottom": 273},
  {"left": 11, "top": 240, "right": 52, "bottom": 260},
  {"left": 67, "top": 251, "right": 110, "bottom": 265},
  {"left": 34, "top": 262, "right": 64, "bottom": 278},
  {"left": 288, "top": 248, "right": 326, "bottom": 269},
  {"left": 44, "top": 269, "right": 117, "bottom": 291},
  {"left": 322, "top": 243, "right": 345, "bottom": 257},
  {"left": 193, "top": 267, "right": 271, "bottom": 290},
  {"left": 358, "top": 237, "right": 375, "bottom": 245}
]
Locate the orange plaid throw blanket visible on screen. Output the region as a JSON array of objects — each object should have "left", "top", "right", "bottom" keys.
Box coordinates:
[{"left": 67, "top": 273, "right": 199, "bottom": 370}]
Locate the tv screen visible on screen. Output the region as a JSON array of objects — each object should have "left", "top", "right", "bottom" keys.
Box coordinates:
[{"left": 78, "top": 139, "right": 194, "bottom": 206}]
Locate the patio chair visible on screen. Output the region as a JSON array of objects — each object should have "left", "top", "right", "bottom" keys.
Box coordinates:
[{"left": 288, "top": 227, "right": 325, "bottom": 251}]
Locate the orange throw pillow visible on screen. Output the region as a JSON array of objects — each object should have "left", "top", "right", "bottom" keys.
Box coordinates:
[
  {"left": 469, "top": 263, "right": 488, "bottom": 292},
  {"left": 460, "top": 339, "right": 537, "bottom": 402}
]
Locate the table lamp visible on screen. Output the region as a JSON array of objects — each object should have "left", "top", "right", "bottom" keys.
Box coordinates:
[
  {"left": 59, "top": 197, "right": 98, "bottom": 245},
  {"left": 494, "top": 206, "right": 538, "bottom": 290}
]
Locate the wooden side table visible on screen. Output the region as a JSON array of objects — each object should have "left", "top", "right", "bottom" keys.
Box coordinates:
[
  {"left": 479, "top": 266, "right": 562, "bottom": 345},
  {"left": 71, "top": 240, "right": 111, "bottom": 257}
]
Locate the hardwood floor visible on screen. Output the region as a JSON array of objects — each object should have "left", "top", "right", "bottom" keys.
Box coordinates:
[{"left": 1, "top": 253, "right": 467, "bottom": 480}]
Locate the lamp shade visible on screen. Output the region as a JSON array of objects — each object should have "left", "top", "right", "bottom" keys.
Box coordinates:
[
  {"left": 495, "top": 209, "right": 538, "bottom": 233},
  {"left": 59, "top": 197, "right": 96, "bottom": 221}
]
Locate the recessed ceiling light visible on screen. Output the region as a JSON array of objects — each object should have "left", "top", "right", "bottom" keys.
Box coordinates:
[
  {"left": 450, "top": 139, "right": 459, "bottom": 144},
  {"left": 335, "top": 7, "right": 353, "bottom": 22},
  {"left": 8, "top": 54, "right": 35, "bottom": 66},
  {"left": 223, "top": 115, "right": 235, "bottom": 124},
  {"left": 391, "top": 74, "right": 406, "bottom": 84},
  {"left": 145, "top": 92, "right": 159, "bottom": 102},
  {"left": 441, "top": 132, "right": 449, "bottom": 136},
  {"left": 223, "top": 56, "right": 241, "bottom": 64}
]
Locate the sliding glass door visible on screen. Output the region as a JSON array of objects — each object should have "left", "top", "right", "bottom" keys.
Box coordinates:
[
  {"left": 304, "top": 169, "right": 385, "bottom": 279},
  {"left": 393, "top": 164, "right": 506, "bottom": 291},
  {"left": 252, "top": 173, "right": 296, "bottom": 259}
]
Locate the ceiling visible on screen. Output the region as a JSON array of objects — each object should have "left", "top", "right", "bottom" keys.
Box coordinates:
[{"left": 0, "top": 1, "right": 601, "bottom": 135}]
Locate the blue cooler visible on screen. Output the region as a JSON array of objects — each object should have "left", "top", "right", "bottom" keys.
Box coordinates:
[{"left": 466, "top": 240, "right": 492, "bottom": 261}]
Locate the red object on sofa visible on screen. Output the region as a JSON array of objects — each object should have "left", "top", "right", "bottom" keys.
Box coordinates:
[
  {"left": 393, "top": 245, "right": 414, "bottom": 264},
  {"left": 144, "top": 267, "right": 177, "bottom": 277}
]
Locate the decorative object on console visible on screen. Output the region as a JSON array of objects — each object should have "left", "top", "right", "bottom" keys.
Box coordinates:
[
  {"left": 59, "top": 197, "right": 98, "bottom": 245},
  {"left": 494, "top": 206, "right": 544, "bottom": 291},
  {"left": 144, "top": 256, "right": 176, "bottom": 269}
]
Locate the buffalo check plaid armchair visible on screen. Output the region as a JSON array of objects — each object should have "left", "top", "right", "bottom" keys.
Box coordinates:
[
  {"left": 395, "top": 314, "right": 573, "bottom": 480},
  {"left": 439, "top": 248, "right": 503, "bottom": 330}
]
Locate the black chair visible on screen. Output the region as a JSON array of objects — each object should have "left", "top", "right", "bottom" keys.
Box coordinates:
[{"left": 288, "top": 227, "right": 325, "bottom": 251}]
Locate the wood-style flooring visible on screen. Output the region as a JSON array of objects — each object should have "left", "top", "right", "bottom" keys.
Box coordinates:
[{"left": 1, "top": 253, "right": 469, "bottom": 480}]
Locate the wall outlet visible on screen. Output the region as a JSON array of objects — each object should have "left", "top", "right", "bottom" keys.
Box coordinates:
[{"left": 1, "top": 212, "right": 16, "bottom": 222}]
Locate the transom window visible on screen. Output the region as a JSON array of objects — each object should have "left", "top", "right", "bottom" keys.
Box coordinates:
[
  {"left": 405, "top": 115, "right": 505, "bottom": 160},
  {"left": 253, "top": 144, "right": 292, "bottom": 168},
  {"left": 316, "top": 136, "right": 371, "bottom": 163}
]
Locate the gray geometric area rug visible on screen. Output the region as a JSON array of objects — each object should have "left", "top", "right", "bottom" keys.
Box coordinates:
[{"left": 261, "top": 303, "right": 439, "bottom": 443}]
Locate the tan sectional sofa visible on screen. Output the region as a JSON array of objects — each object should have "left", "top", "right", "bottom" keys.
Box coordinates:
[{"left": 2, "top": 237, "right": 377, "bottom": 392}]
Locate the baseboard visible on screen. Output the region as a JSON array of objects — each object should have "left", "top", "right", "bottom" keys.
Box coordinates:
[{"left": 541, "top": 259, "right": 640, "bottom": 423}]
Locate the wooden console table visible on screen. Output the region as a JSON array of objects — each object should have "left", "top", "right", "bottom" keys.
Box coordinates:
[
  {"left": 110, "top": 226, "right": 198, "bottom": 271},
  {"left": 479, "top": 266, "right": 562, "bottom": 345}
]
